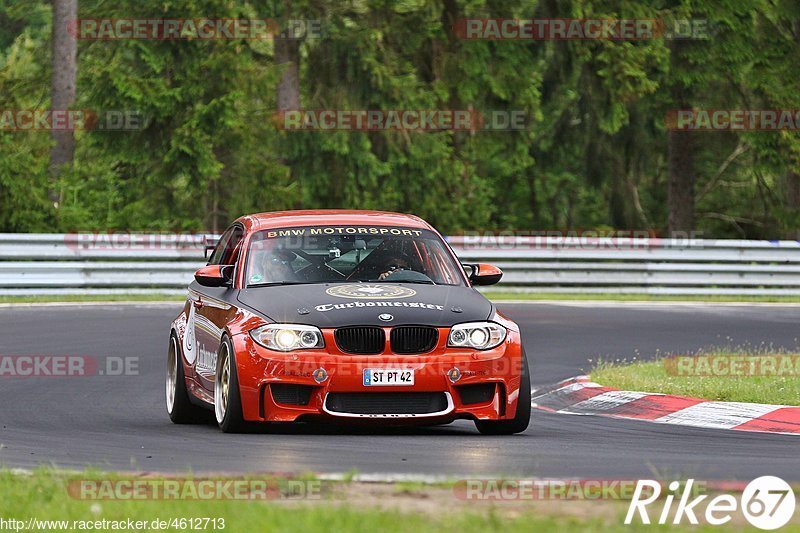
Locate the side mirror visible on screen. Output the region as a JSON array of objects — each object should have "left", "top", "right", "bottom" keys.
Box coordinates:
[
  {"left": 464, "top": 263, "right": 503, "bottom": 286},
  {"left": 195, "top": 265, "right": 233, "bottom": 287}
]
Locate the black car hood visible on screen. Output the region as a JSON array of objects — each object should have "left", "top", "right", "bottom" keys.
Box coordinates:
[{"left": 236, "top": 283, "right": 493, "bottom": 328}]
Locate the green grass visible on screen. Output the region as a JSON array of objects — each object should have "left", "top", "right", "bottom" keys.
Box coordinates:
[
  {"left": 0, "top": 469, "right": 771, "bottom": 532},
  {"left": 591, "top": 348, "right": 800, "bottom": 405},
  {"left": 484, "top": 291, "right": 800, "bottom": 303},
  {"left": 0, "top": 294, "right": 185, "bottom": 304}
]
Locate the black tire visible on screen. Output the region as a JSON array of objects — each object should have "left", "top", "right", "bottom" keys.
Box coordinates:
[
  {"left": 166, "top": 333, "right": 207, "bottom": 424},
  {"left": 214, "top": 336, "right": 249, "bottom": 433},
  {"left": 475, "top": 349, "right": 531, "bottom": 435}
]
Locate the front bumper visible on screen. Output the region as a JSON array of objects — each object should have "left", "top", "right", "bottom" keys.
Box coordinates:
[{"left": 231, "top": 327, "right": 525, "bottom": 423}]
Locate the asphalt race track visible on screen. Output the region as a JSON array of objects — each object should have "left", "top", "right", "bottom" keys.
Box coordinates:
[{"left": 1, "top": 302, "right": 798, "bottom": 480}]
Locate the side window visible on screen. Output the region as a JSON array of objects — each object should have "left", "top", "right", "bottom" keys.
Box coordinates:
[
  {"left": 208, "top": 228, "right": 234, "bottom": 266},
  {"left": 224, "top": 226, "right": 244, "bottom": 266},
  {"left": 208, "top": 225, "right": 243, "bottom": 266}
]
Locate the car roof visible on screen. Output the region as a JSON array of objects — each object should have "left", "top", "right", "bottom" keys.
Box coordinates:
[{"left": 235, "top": 210, "right": 435, "bottom": 232}]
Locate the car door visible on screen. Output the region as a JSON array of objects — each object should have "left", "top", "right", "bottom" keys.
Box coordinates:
[{"left": 190, "top": 224, "right": 244, "bottom": 393}]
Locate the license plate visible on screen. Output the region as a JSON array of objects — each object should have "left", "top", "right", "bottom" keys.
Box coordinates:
[{"left": 363, "top": 368, "right": 414, "bottom": 386}]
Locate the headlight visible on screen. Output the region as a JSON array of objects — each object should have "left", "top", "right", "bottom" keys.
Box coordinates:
[
  {"left": 250, "top": 324, "right": 325, "bottom": 352},
  {"left": 447, "top": 322, "right": 507, "bottom": 350}
]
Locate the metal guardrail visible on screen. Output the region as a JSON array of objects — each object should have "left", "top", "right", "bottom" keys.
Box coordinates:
[{"left": 1, "top": 234, "right": 800, "bottom": 296}]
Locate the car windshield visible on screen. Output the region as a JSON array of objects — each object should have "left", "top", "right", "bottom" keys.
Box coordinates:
[{"left": 245, "top": 225, "right": 465, "bottom": 287}]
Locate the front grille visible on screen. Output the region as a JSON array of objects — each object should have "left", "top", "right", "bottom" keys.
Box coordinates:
[
  {"left": 335, "top": 327, "right": 385, "bottom": 354},
  {"left": 457, "top": 383, "right": 496, "bottom": 405},
  {"left": 270, "top": 383, "right": 313, "bottom": 406},
  {"left": 390, "top": 326, "right": 438, "bottom": 354},
  {"left": 326, "top": 392, "right": 449, "bottom": 415}
]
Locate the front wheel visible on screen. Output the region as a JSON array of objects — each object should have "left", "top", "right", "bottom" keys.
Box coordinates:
[
  {"left": 475, "top": 350, "right": 531, "bottom": 435},
  {"left": 215, "top": 337, "right": 249, "bottom": 433}
]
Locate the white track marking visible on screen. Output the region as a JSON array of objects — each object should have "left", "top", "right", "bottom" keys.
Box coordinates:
[
  {"left": 561, "top": 391, "right": 651, "bottom": 414},
  {"left": 653, "top": 402, "right": 785, "bottom": 430},
  {"left": 533, "top": 376, "right": 800, "bottom": 436},
  {"left": 531, "top": 380, "right": 599, "bottom": 401}
]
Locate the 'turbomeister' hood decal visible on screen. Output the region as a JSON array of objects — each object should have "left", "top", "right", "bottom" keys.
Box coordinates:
[{"left": 236, "top": 283, "right": 493, "bottom": 328}]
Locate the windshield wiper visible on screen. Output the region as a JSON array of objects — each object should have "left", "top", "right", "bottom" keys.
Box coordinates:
[
  {"left": 368, "top": 279, "right": 436, "bottom": 285},
  {"left": 247, "top": 281, "right": 315, "bottom": 288}
]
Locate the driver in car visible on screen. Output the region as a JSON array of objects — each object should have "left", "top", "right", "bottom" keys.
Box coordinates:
[
  {"left": 377, "top": 256, "right": 412, "bottom": 280},
  {"left": 248, "top": 247, "right": 297, "bottom": 284}
]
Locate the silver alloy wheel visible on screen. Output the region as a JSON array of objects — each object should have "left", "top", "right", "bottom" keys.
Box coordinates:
[
  {"left": 214, "top": 344, "right": 230, "bottom": 424},
  {"left": 166, "top": 336, "right": 178, "bottom": 414}
]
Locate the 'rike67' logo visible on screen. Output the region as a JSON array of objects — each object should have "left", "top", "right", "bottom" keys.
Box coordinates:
[{"left": 626, "top": 477, "right": 795, "bottom": 530}]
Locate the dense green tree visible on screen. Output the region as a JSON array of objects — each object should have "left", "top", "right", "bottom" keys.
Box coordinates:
[{"left": 0, "top": 0, "right": 798, "bottom": 237}]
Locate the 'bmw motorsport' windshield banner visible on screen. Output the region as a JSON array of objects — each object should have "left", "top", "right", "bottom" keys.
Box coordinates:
[{"left": 260, "top": 226, "right": 425, "bottom": 239}]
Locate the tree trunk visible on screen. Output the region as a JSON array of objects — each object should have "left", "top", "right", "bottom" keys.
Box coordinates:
[
  {"left": 667, "top": 41, "right": 695, "bottom": 235},
  {"left": 274, "top": 34, "right": 301, "bottom": 207},
  {"left": 786, "top": 22, "right": 800, "bottom": 239},
  {"left": 787, "top": 170, "right": 800, "bottom": 239},
  {"left": 527, "top": 173, "right": 539, "bottom": 226},
  {"left": 667, "top": 129, "right": 695, "bottom": 234},
  {"left": 275, "top": 37, "right": 300, "bottom": 111},
  {"left": 50, "top": 0, "right": 78, "bottom": 208}
]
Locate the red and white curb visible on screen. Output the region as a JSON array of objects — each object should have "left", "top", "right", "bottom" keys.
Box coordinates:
[{"left": 532, "top": 376, "right": 800, "bottom": 436}]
